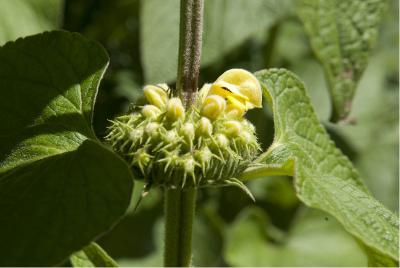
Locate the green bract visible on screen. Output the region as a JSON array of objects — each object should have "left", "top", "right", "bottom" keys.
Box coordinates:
[{"left": 106, "top": 87, "right": 260, "bottom": 192}]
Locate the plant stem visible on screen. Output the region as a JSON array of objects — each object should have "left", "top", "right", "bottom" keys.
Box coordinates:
[
  {"left": 175, "top": 0, "right": 204, "bottom": 106},
  {"left": 164, "top": 0, "right": 203, "bottom": 266},
  {"left": 164, "top": 188, "right": 197, "bottom": 267}
]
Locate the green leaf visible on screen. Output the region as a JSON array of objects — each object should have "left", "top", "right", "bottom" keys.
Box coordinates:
[
  {"left": 70, "top": 242, "right": 118, "bottom": 267},
  {"left": 297, "top": 0, "right": 386, "bottom": 122},
  {"left": 250, "top": 69, "right": 398, "bottom": 264},
  {"left": 0, "top": 0, "right": 63, "bottom": 45},
  {"left": 140, "top": 0, "right": 291, "bottom": 83},
  {"left": 0, "top": 31, "right": 133, "bottom": 266},
  {"left": 224, "top": 207, "right": 367, "bottom": 266},
  {"left": 331, "top": 54, "right": 399, "bottom": 211}
]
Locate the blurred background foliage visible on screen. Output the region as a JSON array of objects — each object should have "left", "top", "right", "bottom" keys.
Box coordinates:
[{"left": 0, "top": 0, "right": 397, "bottom": 266}]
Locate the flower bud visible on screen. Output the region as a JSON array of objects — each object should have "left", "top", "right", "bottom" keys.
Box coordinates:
[
  {"left": 143, "top": 85, "right": 169, "bottom": 108},
  {"left": 201, "top": 95, "right": 226, "bottom": 120},
  {"left": 166, "top": 98, "right": 185, "bottom": 121},
  {"left": 180, "top": 122, "right": 195, "bottom": 141},
  {"left": 142, "top": 105, "right": 161, "bottom": 119},
  {"left": 129, "top": 128, "right": 144, "bottom": 140},
  {"left": 183, "top": 156, "right": 197, "bottom": 174},
  {"left": 225, "top": 104, "right": 245, "bottom": 118},
  {"left": 133, "top": 148, "right": 152, "bottom": 173},
  {"left": 156, "top": 83, "right": 170, "bottom": 91},
  {"left": 163, "top": 130, "right": 179, "bottom": 144},
  {"left": 223, "top": 120, "right": 242, "bottom": 137},
  {"left": 214, "top": 133, "right": 230, "bottom": 148},
  {"left": 145, "top": 122, "right": 160, "bottom": 138},
  {"left": 196, "top": 117, "right": 213, "bottom": 137},
  {"left": 194, "top": 146, "right": 212, "bottom": 164},
  {"left": 239, "top": 131, "right": 256, "bottom": 146},
  {"left": 241, "top": 119, "right": 256, "bottom": 133}
]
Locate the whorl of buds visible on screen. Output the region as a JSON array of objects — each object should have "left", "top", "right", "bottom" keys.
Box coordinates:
[{"left": 106, "top": 69, "right": 262, "bottom": 190}]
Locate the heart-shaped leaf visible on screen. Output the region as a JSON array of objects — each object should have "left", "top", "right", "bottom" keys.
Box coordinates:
[
  {"left": 243, "top": 69, "right": 398, "bottom": 265},
  {"left": 0, "top": 31, "right": 133, "bottom": 266},
  {"left": 298, "top": 0, "right": 386, "bottom": 122}
]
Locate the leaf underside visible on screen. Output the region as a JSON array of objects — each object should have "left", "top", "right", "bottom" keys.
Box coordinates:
[
  {"left": 251, "top": 69, "right": 398, "bottom": 265},
  {"left": 0, "top": 31, "right": 133, "bottom": 266},
  {"left": 298, "top": 0, "right": 386, "bottom": 122}
]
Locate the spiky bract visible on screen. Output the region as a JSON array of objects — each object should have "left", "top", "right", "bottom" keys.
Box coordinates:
[{"left": 106, "top": 93, "right": 260, "bottom": 190}]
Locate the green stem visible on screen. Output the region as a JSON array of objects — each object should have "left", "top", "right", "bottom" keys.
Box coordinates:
[
  {"left": 164, "top": 0, "right": 203, "bottom": 266},
  {"left": 164, "top": 188, "right": 197, "bottom": 267}
]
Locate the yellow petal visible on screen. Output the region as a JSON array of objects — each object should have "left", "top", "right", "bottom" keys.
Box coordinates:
[
  {"left": 208, "top": 80, "right": 249, "bottom": 104},
  {"left": 214, "top": 69, "right": 262, "bottom": 108},
  {"left": 225, "top": 97, "right": 246, "bottom": 118}
]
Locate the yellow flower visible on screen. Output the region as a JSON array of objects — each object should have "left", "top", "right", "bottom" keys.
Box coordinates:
[{"left": 204, "top": 69, "right": 262, "bottom": 115}]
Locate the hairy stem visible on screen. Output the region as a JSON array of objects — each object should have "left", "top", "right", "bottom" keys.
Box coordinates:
[
  {"left": 175, "top": 0, "right": 204, "bottom": 106},
  {"left": 164, "top": 1, "right": 203, "bottom": 266},
  {"left": 164, "top": 0, "right": 203, "bottom": 267},
  {"left": 164, "top": 188, "right": 197, "bottom": 267}
]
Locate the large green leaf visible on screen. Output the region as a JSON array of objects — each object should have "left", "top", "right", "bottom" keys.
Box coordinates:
[
  {"left": 140, "top": 0, "right": 291, "bottom": 83},
  {"left": 0, "top": 31, "right": 133, "bottom": 266},
  {"left": 224, "top": 207, "right": 366, "bottom": 266},
  {"left": 0, "top": 0, "right": 63, "bottom": 45},
  {"left": 243, "top": 69, "right": 398, "bottom": 264},
  {"left": 297, "top": 0, "right": 386, "bottom": 122},
  {"left": 332, "top": 54, "right": 399, "bottom": 211},
  {"left": 70, "top": 242, "right": 118, "bottom": 267}
]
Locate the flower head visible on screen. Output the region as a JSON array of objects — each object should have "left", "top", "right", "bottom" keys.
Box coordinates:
[{"left": 106, "top": 69, "right": 261, "bottom": 192}]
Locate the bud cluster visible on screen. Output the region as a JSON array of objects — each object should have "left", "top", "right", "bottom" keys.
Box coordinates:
[{"left": 106, "top": 77, "right": 261, "bottom": 190}]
